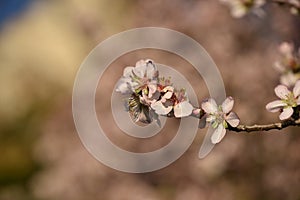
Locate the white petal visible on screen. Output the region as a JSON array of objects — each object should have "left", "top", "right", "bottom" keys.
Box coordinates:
[
  {"left": 225, "top": 112, "right": 240, "bottom": 127},
  {"left": 163, "top": 91, "right": 173, "bottom": 100},
  {"left": 123, "top": 67, "right": 134, "bottom": 77},
  {"left": 279, "top": 107, "right": 294, "bottom": 120},
  {"left": 174, "top": 101, "right": 193, "bottom": 118},
  {"left": 275, "top": 85, "right": 290, "bottom": 99},
  {"left": 211, "top": 124, "right": 226, "bottom": 144},
  {"left": 151, "top": 101, "right": 172, "bottom": 115},
  {"left": 134, "top": 60, "right": 147, "bottom": 78},
  {"left": 145, "top": 61, "right": 157, "bottom": 79},
  {"left": 222, "top": 96, "right": 234, "bottom": 114},
  {"left": 201, "top": 98, "right": 218, "bottom": 114},
  {"left": 293, "top": 80, "right": 300, "bottom": 98},
  {"left": 266, "top": 100, "right": 286, "bottom": 112},
  {"left": 116, "top": 80, "right": 131, "bottom": 94}
]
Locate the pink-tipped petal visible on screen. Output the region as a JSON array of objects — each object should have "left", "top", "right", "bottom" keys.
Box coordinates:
[
  {"left": 222, "top": 96, "right": 234, "bottom": 114},
  {"left": 279, "top": 107, "right": 294, "bottom": 120},
  {"left": 266, "top": 100, "right": 286, "bottom": 112},
  {"left": 148, "top": 84, "right": 157, "bottom": 97},
  {"left": 275, "top": 85, "right": 290, "bottom": 99},
  {"left": 174, "top": 101, "right": 193, "bottom": 118},
  {"left": 293, "top": 80, "right": 300, "bottom": 98},
  {"left": 201, "top": 98, "right": 218, "bottom": 114},
  {"left": 211, "top": 124, "right": 226, "bottom": 144},
  {"left": 226, "top": 112, "right": 240, "bottom": 127},
  {"left": 151, "top": 101, "right": 172, "bottom": 115}
]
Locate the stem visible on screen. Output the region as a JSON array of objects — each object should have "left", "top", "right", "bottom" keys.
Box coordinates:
[{"left": 228, "top": 118, "right": 300, "bottom": 132}]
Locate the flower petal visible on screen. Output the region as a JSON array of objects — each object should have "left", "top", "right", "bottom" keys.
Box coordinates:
[
  {"left": 134, "top": 60, "right": 147, "bottom": 78},
  {"left": 116, "top": 79, "right": 131, "bottom": 94},
  {"left": 293, "top": 80, "right": 300, "bottom": 98},
  {"left": 211, "top": 124, "right": 226, "bottom": 144},
  {"left": 266, "top": 100, "right": 286, "bottom": 112},
  {"left": 163, "top": 91, "right": 173, "bottom": 100},
  {"left": 201, "top": 98, "right": 218, "bottom": 114},
  {"left": 279, "top": 107, "right": 294, "bottom": 120},
  {"left": 145, "top": 60, "right": 157, "bottom": 79},
  {"left": 123, "top": 66, "right": 134, "bottom": 77},
  {"left": 174, "top": 101, "right": 193, "bottom": 118},
  {"left": 222, "top": 96, "right": 234, "bottom": 114},
  {"left": 147, "top": 84, "right": 157, "bottom": 98},
  {"left": 151, "top": 101, "right": 172, "bottom": 115},
  {"left": 225, "top": 112, "right": 240, "bottom": 127},
  {"left": 275, "top": 85, "right": 290, "bottom": 99}
]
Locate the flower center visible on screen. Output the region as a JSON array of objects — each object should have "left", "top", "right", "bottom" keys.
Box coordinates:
[{"left": 283, "top": 92, "right": 297, "bottom": 107}]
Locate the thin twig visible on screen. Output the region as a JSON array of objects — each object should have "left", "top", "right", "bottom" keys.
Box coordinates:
[{"left": 228, "top": 118, "right": 300, "bottom": 132}]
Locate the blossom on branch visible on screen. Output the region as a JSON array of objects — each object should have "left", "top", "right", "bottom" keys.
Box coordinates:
[
  {"left": 116, "top": 59, "right": 194, "bottom": 124},
  {"left": 116, "top": 59, "right": 159, "bottom": 95},
  {"left": 274, "top": 42, "right": 300, "bottom": 87},
  {"left": 201, "top": 97, "right": 240, "bottom": 144},
  {"left": 266, "top": 80, "right": 300, "bottom": 120},
  {"left": 220, "top": 0, "right": 265, "bottom": 18}
]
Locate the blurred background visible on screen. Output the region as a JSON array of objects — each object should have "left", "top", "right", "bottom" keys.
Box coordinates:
[{"left": 1, "top": 0, "right": 300, "bottom": 199}]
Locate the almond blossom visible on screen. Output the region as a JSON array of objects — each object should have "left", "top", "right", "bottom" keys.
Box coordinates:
[
  {"left": 201, "top": 97, "right": 240, "bottom": 144},
  {"left": 266, "top": 80, "right": 300, "bottom": 120},
  {"left": 220, "top": 0, "right": 265, "bottom": 18},
  {"left": 116, "top": 59, "right": 159, "bottom": 96},
  {"left": 274, "top": 42, "right": 300, "bottom": 87}
]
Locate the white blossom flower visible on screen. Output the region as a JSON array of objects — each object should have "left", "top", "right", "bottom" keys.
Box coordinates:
[
  {"left": 116, "top": 59, "right": 159, "bottom": 95},
  {"left": 274, "top": 42, "right": 300, "bottom": 87},
  {"left": 266, "top": 80, "right": 300, "bottom": 120},
  {"left": 201, "top": 97, "right": 240, "bottom": 144},
  {"left": 220, "top": 0, "right": 265, "bottom": 18}
]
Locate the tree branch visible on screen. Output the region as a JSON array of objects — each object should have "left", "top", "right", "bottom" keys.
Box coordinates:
[{"left": 228, "top": 118, "right": 300, "bottom": 132}]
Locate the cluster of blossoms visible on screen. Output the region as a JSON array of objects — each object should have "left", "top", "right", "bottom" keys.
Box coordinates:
[
  {"left": 266, "top": 43, "right": 300, "bottom": 120},
  {"left": 220, "top": 0, "right": 265, "bottom": 18},
  {"left": 116, "top": 59, "right": 240, "bottom": 144},
  {"left": 116, "top": 59, "right": 194, "bottom": 126}
]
